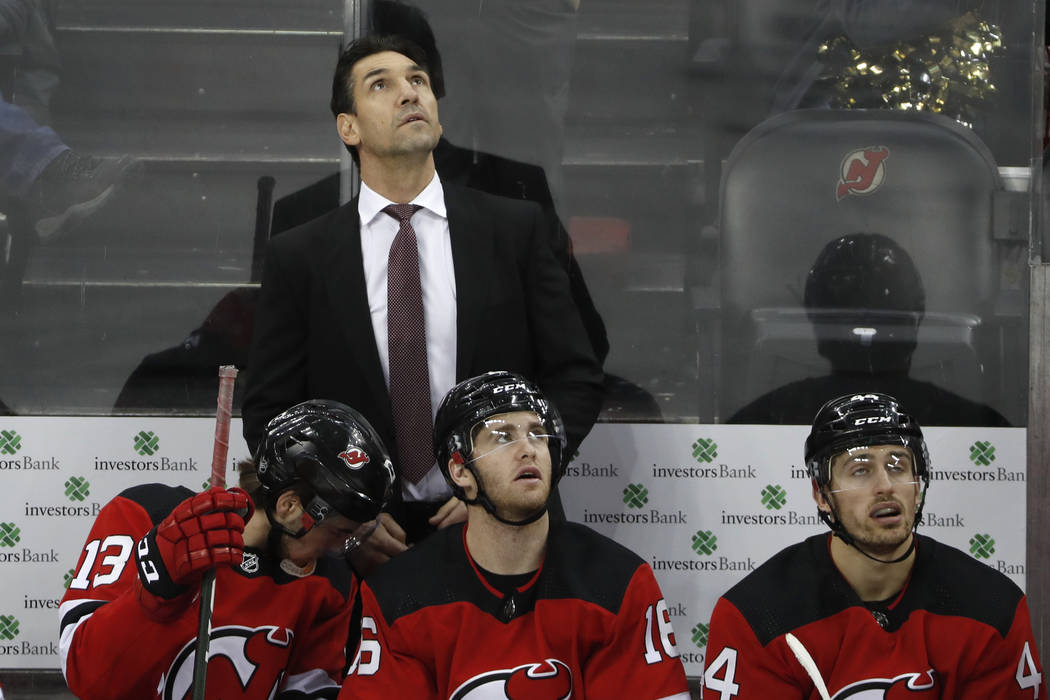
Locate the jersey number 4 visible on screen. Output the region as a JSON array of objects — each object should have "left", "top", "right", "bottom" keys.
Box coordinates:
[
  {"left": 1016, "top": 641, "right": 1042, "bottom": 698},
  {"left": 703, "top": 647, "right": 741, "bottom": 700}
]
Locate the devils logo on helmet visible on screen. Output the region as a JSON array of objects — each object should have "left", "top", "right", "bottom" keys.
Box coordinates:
[{"left": 837, "top": 146, "right": 890, "bottom": 200}]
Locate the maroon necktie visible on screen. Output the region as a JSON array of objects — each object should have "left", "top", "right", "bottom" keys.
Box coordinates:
[{"left": 383, "top": 203, "right": 434, "bottom": 484}]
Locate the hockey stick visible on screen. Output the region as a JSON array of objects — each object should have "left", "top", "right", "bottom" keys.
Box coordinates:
[
  {"left": 192, "top": 365, "right": 238, "bottom": 700},
  {"left": 785, "top": 633, "right": 832, "bottom": 700}
]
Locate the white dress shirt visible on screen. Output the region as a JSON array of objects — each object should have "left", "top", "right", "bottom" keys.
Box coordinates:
[{"left": 358, "top": 174, "right": 456, "bottom": 502}]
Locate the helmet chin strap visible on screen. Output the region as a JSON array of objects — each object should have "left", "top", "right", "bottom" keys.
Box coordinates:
[
  {"left": 819, "top": 493, "right": 917, "bottom": 565},
  {"left": 461, "top": 463, "right": 549, "bottom": 527}
]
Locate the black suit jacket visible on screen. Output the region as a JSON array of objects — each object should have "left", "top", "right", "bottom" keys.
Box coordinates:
[{"left": 242, "top": 183, "right": 604, "bottom": 469}]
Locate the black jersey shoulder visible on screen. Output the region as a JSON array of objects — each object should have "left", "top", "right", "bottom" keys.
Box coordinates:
[
  {"left": 365, "top": 524, "right": 476, "bottom": 624},
  {"left": 907, "top": 535, "right": 1024, "bottom": 638},
  {"left": 538, "top": 520, "right": 646, "bottom": 616},
  {"left": 721, "top": 533, "right": 856, "bottom": 647},
  {"left": 365, "top": 520, "right": 647, "bottom": 626},
  {"left": 116, "top": 483, "right": 195, "bottom": 525}
]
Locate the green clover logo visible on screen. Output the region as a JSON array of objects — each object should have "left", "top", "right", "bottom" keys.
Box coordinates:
[
  {"left": 692, "top": 438, "right": 718, "bottom": 464},
  {"left": 64, "top": 476, "right": 90, "bottom": 502},
  {"left": 202, "top": 479, "right": 212, "bottom": 491},
  {"left": 133, "top": 430, "right": 160, "bottom": 456},
  {"left": 622, "top": 483, "right": 649, "bottom": 509},
  {"left": 761, "top": 484, "right": 787, "bottom": 511},
  {"left": 691, "top": 622, "right": 710, "bottom": 649},
  {"left": 0, "top": 615, "right": 19, "bottom": 640},
  {"left": 691, "top": 530, "right": 718, "bottom": 556},
  {"left": 64, "top": 569, "right": 76, "bottom": 589},
  {"left": 969, "top": 441, "right": 996, "bottom": 466},
  {"left": 969, "top": 533, "right": 996, "bottom": 559},
  {"left": 0, "top": 430, "right": 22, "bottom": 455},
  {"left": 0, "top": 523, "right": 21, "bottom": 547}
]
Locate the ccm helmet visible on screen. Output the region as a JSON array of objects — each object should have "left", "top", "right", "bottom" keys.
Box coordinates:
[
  {"left": 434, "top": 371, "right": 566, "bottom": 523},
  {"left": 257, "top": 399, "right": 395, "bottom": 527},
  {"left": 804, "top": 392, "right": 929, "bottom": 488}
]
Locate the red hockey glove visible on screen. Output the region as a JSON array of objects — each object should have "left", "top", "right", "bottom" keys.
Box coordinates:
[{"left": 135, "top": 488, "right": 253, "bottom": 602}]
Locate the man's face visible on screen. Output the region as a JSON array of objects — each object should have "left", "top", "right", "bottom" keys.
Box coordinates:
[
  {"left": 815, "top": 444, "right": 921, "bottom": 554},
  {"left": 336, "top": 50, "right": 442, "bottom": 163},
  {"left": 463, "top": 411, "right": 553, "bottom": 520},
  {"left": 282, "top": 513, "right": 362, "bottom": 565}
]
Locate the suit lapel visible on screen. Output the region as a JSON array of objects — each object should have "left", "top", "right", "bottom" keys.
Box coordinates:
[
  {"left": 445, "top": 185, "right": 493, "bottom": 380},
  {"left": 320, "top": 201, "right": 391, "bottom": 411}
]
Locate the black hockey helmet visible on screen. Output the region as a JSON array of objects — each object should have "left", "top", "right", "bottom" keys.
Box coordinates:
[
  {"left": 434, "top": 371, "right": 566, "bottom": 502},
  {"left": 805, "top": 392, "right": 929, "bottom": 488},
  {"left": 257, "top": 399, "right": 395, "bottom": 526}
]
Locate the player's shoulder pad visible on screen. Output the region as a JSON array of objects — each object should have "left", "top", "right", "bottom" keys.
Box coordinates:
[
  {"left": 363, "top": 524, "right": 474, "bottom": 624},
  {"left": 116, "top": 483, "right": 195, "bottom": 526},
  {"left": 539, "top": 520, "right": 647, "bottom": 615},
  {"left": 721, "top": 534, "right": 847, "bottom": 647},
  {"left": 310, "top": 555, "right": 354, "bottom": 601},
  {"left": 910, "top": 534, "right": 1024, "bottom": 638}
]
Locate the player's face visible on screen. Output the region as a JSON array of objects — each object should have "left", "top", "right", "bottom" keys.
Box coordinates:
[
  {"left": 817, "top": 444, "right": 920, "bottom": 555},
  {"left": 283, "top": 514, "right": 362, "bottom": 565},
  {"left": 469, "top": 411, "right": 553, "bottom": 519},
  {"left": 336, "top": 50, "right": 442, "bottom": 163}
]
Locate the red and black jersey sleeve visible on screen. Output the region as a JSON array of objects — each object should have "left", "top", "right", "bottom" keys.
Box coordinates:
[
  {"left": 58, "top": 484, "right": 194, "bottom": 699},
  {"left": 339, "top": 581, "right": 437, "bottom": 699},
  {"left": 583, "top": 563, "right": 691, "bottom": 700}
]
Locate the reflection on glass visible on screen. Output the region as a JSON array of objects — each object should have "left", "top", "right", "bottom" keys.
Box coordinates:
[{"left": 729, "top": 233, "right": 1009, "bottom": 426}]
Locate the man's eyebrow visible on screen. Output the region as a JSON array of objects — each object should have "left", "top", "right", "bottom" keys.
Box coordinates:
[{"left": 362, "top": 67, "right": 390, "bottom": 82}]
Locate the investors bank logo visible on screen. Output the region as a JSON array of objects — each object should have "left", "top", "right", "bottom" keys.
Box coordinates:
[
  {"left": 134, "top": 430, "right": 160, "bottom": 456},
  {"left": 969, "top": 533, "right": 995, "bottom": 559},
  {"left": 0, "top": 523, "right": 20, "bottom": 547},
  {"left": 0, "top": 615, "right": 19, "bottom": 640},
  {"left": 692, "top": 438, "right": 717, "bottom": 464},
  {"left": 64, "top": 477, "right": 90, "bottom": 502},
  {"left": 761, "top": 484, "right": 787, "bottom": 510},
  {"left": 0, "top": 430, "right": 22, "bottom": 454},
  {"left": 969, "top": 441, "right": 996, "bottom": 466},
  {"left": 691, "top": 530, "right": 718, "bottom": 556},
  {"left": 623, "top": 483, "right": 648, "bottom": 509},
  {"left": 691, "top": 622, "right": 709, "bottom": 650}
]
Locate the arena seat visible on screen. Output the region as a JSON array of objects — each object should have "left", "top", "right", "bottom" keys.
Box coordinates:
[{"left": 707, "top": 108, "right": 1020, "bottom": 421}]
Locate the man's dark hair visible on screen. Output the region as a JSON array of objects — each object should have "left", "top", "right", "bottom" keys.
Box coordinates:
[{"left": 330, "top": 34, "right": 431, "bottom": 117}]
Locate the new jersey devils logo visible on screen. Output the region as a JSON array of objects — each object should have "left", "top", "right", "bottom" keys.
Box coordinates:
[
  {"left": 449, "top": 659, "right": 573, "bottom": 699},
  {"left": 161, "top": 625, "right": 294, "bottom": 700},
  {"left": 832, "top": 669, "right": 937, "bottom": 699},
  {"left": 339, "top": 447, "right": 370, "bottom": 468},
  {"left": 837, "top": 146, "right": 890, "bottom": 200}
]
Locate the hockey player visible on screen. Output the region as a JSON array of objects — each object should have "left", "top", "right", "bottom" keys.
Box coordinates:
[
  {"left": 59, "top": 399, "right": 396, "bottom": 700},
  {"left": 339, "top": 371, "right": 689, "bottom": 699},
  {"left": 703, "top": 392, "right": 1045, "bottom": 699}
]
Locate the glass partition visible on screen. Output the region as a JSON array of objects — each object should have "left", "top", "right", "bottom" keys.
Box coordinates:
[{"left": 0, "top": 0, "right": 1039, "bottom": 429}]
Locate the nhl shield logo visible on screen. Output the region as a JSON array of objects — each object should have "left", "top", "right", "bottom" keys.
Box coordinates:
[
  {"left": 450, "top": 659, "right": 573, "bottom": 699},
  {"left": 837, "top": 146, "right": 890, "bottom": 200},
  {"left": 240, "top": 551, "right": 259, "bottom": 574}
]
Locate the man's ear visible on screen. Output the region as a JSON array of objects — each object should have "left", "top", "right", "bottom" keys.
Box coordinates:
[
  {"left": 449, "top": 455, "right": 475, "bottom": 492},
  {"left": 336, "top": 113, "right": 360, "bottom": 147},
  {"left": 273, "top": 489, "right": 303, "bottom": 528},
  {"left": 812, "top": 479, "right": 832, "bottom": 514}
]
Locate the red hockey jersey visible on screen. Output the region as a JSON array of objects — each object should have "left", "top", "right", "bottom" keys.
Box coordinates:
[
  {"left": 59, "top": 483, "right": 356, "bottom": 700},
  {"left": 340, "top": 521, "right": 689, "bottom": 699},
  {"left": 702, "top": 533, "right": 1045, "bottom": 699}
]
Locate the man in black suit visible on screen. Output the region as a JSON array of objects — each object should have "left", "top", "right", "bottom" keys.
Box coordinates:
[{"left": 242, "top": 34, "right": 603, "bottom": 573}]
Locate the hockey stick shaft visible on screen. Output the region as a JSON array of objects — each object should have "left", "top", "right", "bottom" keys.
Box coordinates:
[
  {"left": 785, "top": 633, "right": 832, "bottom": 700},
  {"left": 192, "top": 365, "right": 238, "bottom": 700}
]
